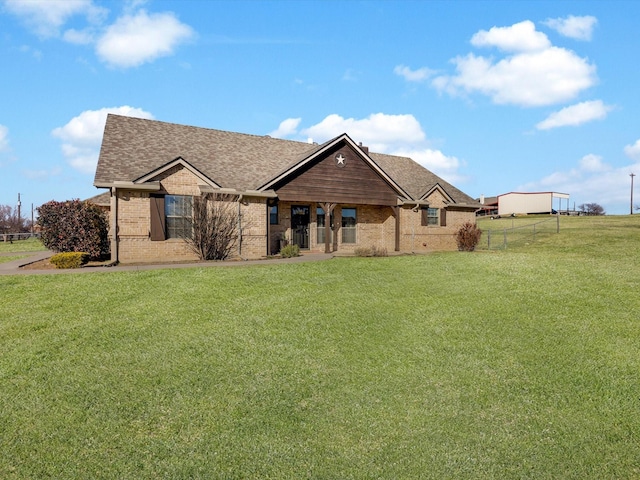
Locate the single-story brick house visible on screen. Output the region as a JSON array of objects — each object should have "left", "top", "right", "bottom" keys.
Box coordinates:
[{"left": 93, "top": 114, "right": 479, "bottom": 263}]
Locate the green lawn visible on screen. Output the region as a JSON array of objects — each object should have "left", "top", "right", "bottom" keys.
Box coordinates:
[
  {"left": 0, "top": 236, "right": 46, "bottom": 253},
  {"left": 0, "top": 255, "right": 28, "bottom": 265},
  {"left": 1, "top": 216, "right": 639, "bottom": 479}
]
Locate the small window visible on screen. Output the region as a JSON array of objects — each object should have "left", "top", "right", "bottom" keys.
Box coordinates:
[
  {"left": 270, "top": 205, "right": 278, "bottom": 225},
  {"left": 426, "top": 207, "right": 439, "bottom": 226},
  {"left": 165, "top": 195, "right": 192, "bottom": 239},
  {"left": 341, "top": 207, "right": 356, "bottom": 243}
]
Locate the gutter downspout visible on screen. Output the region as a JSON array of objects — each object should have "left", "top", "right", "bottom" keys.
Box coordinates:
[{"left": 237, "top": 194, "right": 243, "bottom": 259}]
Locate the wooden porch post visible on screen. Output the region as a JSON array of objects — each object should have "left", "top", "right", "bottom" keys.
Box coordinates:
[{"left": 319, "top": 202, "right": 336, "bottom": 254}]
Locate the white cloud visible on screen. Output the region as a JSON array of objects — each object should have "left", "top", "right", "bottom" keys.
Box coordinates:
[
  {"left": 536, "top": 100, "right": 613, "bottom": 130},
  {"left": 520, "top": 154, "right": 639, "bottom": 214},
  {"left": 393, "top": 65, "right": 435, "bottom": 82},
  {"left": 63, "top": 28, "right": 95, "bottom": 45},
  {"left": 342, "top": 68, "right": 359, "bottom": 82},
  {"left": 95, "top": 10, "right": 194, "bottom": 68},
  {"left": 432, "top": 21, "right": 597, "bottom": 107},
  {"left": 23, "top": 166, "right": 63, "bottom": 180},
  {"left": 390, "top": 148, "right": 466, "bottom": 184},
  {"left": 3, "top": 0, "right": 107, "bottom": 38},
  {"left": 624, "top": 139, "right": 640, "bottom": 161},
  {"left": 544, "top": 15, "right": 598, "bottom": 41},
  {"left": 52, "top": 106, "right": 154, "bottom": 174},
  {"left": 0, "top": 124, "right": 8, "bottom": 151},
  {"left": 579, "top": 154, "right": 610, "bottom": 173},
  {"left": 5, "top": 0, "right": 194, "bottom": 68},
  {"left": 471, "top": 20, "right": 550, "bottom": 52},
  {"left": 273, "top": 113, "right": 465, "bottom": 183},
  {"left": 269, "top": 118, "right": 301, "bottom": 138},
  {"left": 301, "top": 113, "right": 426, "bottom": 152},
  {"left": 19, "top": 45, "right": 43, "bottom": 60}
]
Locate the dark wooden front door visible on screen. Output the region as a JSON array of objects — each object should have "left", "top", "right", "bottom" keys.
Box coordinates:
[{"left": 291, "top": 205, "right": 310, "bottom": 249}]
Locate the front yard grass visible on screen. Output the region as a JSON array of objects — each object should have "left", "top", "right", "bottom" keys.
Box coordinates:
[
  {"left": 0, "top": 255, "right": 28, "bottom": 264},
  {"left": 0, "top": 237, "right": 46, "bottom": 253},
  {"left": 1, "top": 216, "right": 639, "bottom": 478}
]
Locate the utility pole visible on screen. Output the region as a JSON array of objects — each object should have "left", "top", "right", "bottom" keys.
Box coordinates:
[
  {"left": 17, "top": 193, "right": 21, "bottom": 228},
  {"left": 631, "top": 173, "right": 636, "bottom": 215}
]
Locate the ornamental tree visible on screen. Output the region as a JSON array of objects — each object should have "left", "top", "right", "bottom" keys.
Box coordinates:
[{"left": 37, "top": 199, "right": 109, "bottom": 259}]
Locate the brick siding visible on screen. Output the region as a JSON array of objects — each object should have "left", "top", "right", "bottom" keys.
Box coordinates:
[{"left": 112, "top": 166, "right": 476, "bottom": 263}]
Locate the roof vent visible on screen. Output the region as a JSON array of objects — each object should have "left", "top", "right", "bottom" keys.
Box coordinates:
[{"left": 307, "top": 137, "right": 313, "bottom": 144}]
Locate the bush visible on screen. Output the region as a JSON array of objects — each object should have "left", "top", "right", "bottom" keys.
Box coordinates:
[
  {"left": 183, "top": 193, "right": 239, "bottom": 261},
  {"left": 280, "top": 244, "right": 300, "bottom": 258},
  {"left": 354, "top": 245, "right": 388, "bottom": 257},
  {"left": 455, "top": 222, "right": 482, "bottom": 251},
  {"left": 37, "top": 199, "right": 109, "bottom": 259},
  {"left": 49, "top": 252, "right": 89, "bottom": 269}
]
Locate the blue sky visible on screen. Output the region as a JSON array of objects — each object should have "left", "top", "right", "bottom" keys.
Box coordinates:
[{"left": 2, "top": 0, "right": 640, "bottom": 215}]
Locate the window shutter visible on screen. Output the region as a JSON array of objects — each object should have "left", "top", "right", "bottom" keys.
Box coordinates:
[
  {"left": 440, "top": 208, "right": 447, "bottom": 227},
  {"left": 150, "top": 194, "right": 166, "bottom": 241},
  {"left": 421, "top": 208, "right": 428, "bottom": 226}
]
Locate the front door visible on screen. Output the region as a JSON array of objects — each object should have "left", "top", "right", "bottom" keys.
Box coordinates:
[{"left": 291, "top": 205, "right": 310, "bottom": 249}]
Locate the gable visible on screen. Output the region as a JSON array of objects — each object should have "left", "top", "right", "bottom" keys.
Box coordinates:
[{"left": 273, "top": 142, "right": 400, "bottom": 206}]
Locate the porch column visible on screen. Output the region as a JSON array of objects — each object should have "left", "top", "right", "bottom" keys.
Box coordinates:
[
  {"left": 319, "top": 202, "right": 336, "bottom": 254},
  {"left": 110, "top": 187, "right": 119, "bottom": 263},
  {"left": 266, "top": 201, "right": 271, "bottom": 256}
]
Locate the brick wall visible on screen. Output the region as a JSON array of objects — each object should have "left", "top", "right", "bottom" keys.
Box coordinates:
[
  {"left": 112, "top": 165, "right": 476, "bottom": 262},
  {"left": 399, "top": 190, "right": 476, "bottom": 252},
  {"left": 238, "top": 198, "right": 268, "bottom": 259},
  {"left": 269, "top": 201, "right": 475, "bottom": 255},
  {"left": 113, "top": 165, "right": 271, "bottom": 263}
]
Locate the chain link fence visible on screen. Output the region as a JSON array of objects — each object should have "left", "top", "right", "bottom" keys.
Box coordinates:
[{"left": 477, "top": 216, "right": 560, "bottom": 250}]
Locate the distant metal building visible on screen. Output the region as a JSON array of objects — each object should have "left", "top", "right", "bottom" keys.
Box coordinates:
[{"left": 498, "top": 192, "right": 570, "bottom": 216}]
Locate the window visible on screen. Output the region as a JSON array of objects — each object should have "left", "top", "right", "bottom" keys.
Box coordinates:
[
  {"left": 421, "top": 207, "right": 446, "bottom": 227},
  {"left": 317, "top": 207, "right": 334, "bottom": 244},
  {"left": 341, "top": 207, "right": 356, "bottom": 243},
  {"left": 269, "top": 205, "right": 278, "bottom": 225},
  {"left": 165, "top": 195, "right": 192, "bottom": 239}
]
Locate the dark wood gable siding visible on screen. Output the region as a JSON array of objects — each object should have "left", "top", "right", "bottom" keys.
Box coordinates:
[{"left": 274, "top": 144, "right": 399, "bottom": 206}]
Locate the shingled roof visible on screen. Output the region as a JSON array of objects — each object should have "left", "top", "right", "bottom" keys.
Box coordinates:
[{"left": 95, "top": 115, "right": 478, "bottom": 207}]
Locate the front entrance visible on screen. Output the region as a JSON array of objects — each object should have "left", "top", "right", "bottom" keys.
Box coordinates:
[{"left": 291, "top": 205, "right": 310, "bottom": 249}]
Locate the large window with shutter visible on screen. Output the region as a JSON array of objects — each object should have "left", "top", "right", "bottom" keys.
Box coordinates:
[
  {"left": 165, "top": 195, "right": 192, "bottom": 239},
  {"left": 421, "top": 207, "right": 447, "bottom": 227},
  {"left": 150, "top": 194, "right": 192, "bottom": 240}
]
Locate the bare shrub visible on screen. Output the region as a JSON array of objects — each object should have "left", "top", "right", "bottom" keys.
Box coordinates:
[
  {"left": 454, "top": 222, "right": 482, "bottom": 252},
  {"left": 183, "top": 194, "right": 239, "bottom": 261}
]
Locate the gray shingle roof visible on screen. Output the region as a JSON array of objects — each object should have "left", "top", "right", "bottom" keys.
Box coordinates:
[
  {"left": 369, "top": 152, "right": 477, "bottom": 205},
  {"left": 95, "top": 114, "right": 478, "bottom": 206}
]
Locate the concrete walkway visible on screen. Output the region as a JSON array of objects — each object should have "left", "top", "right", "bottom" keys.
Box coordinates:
[{"left": 0, "top": 250, "right": 334, "bottom": 275}]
